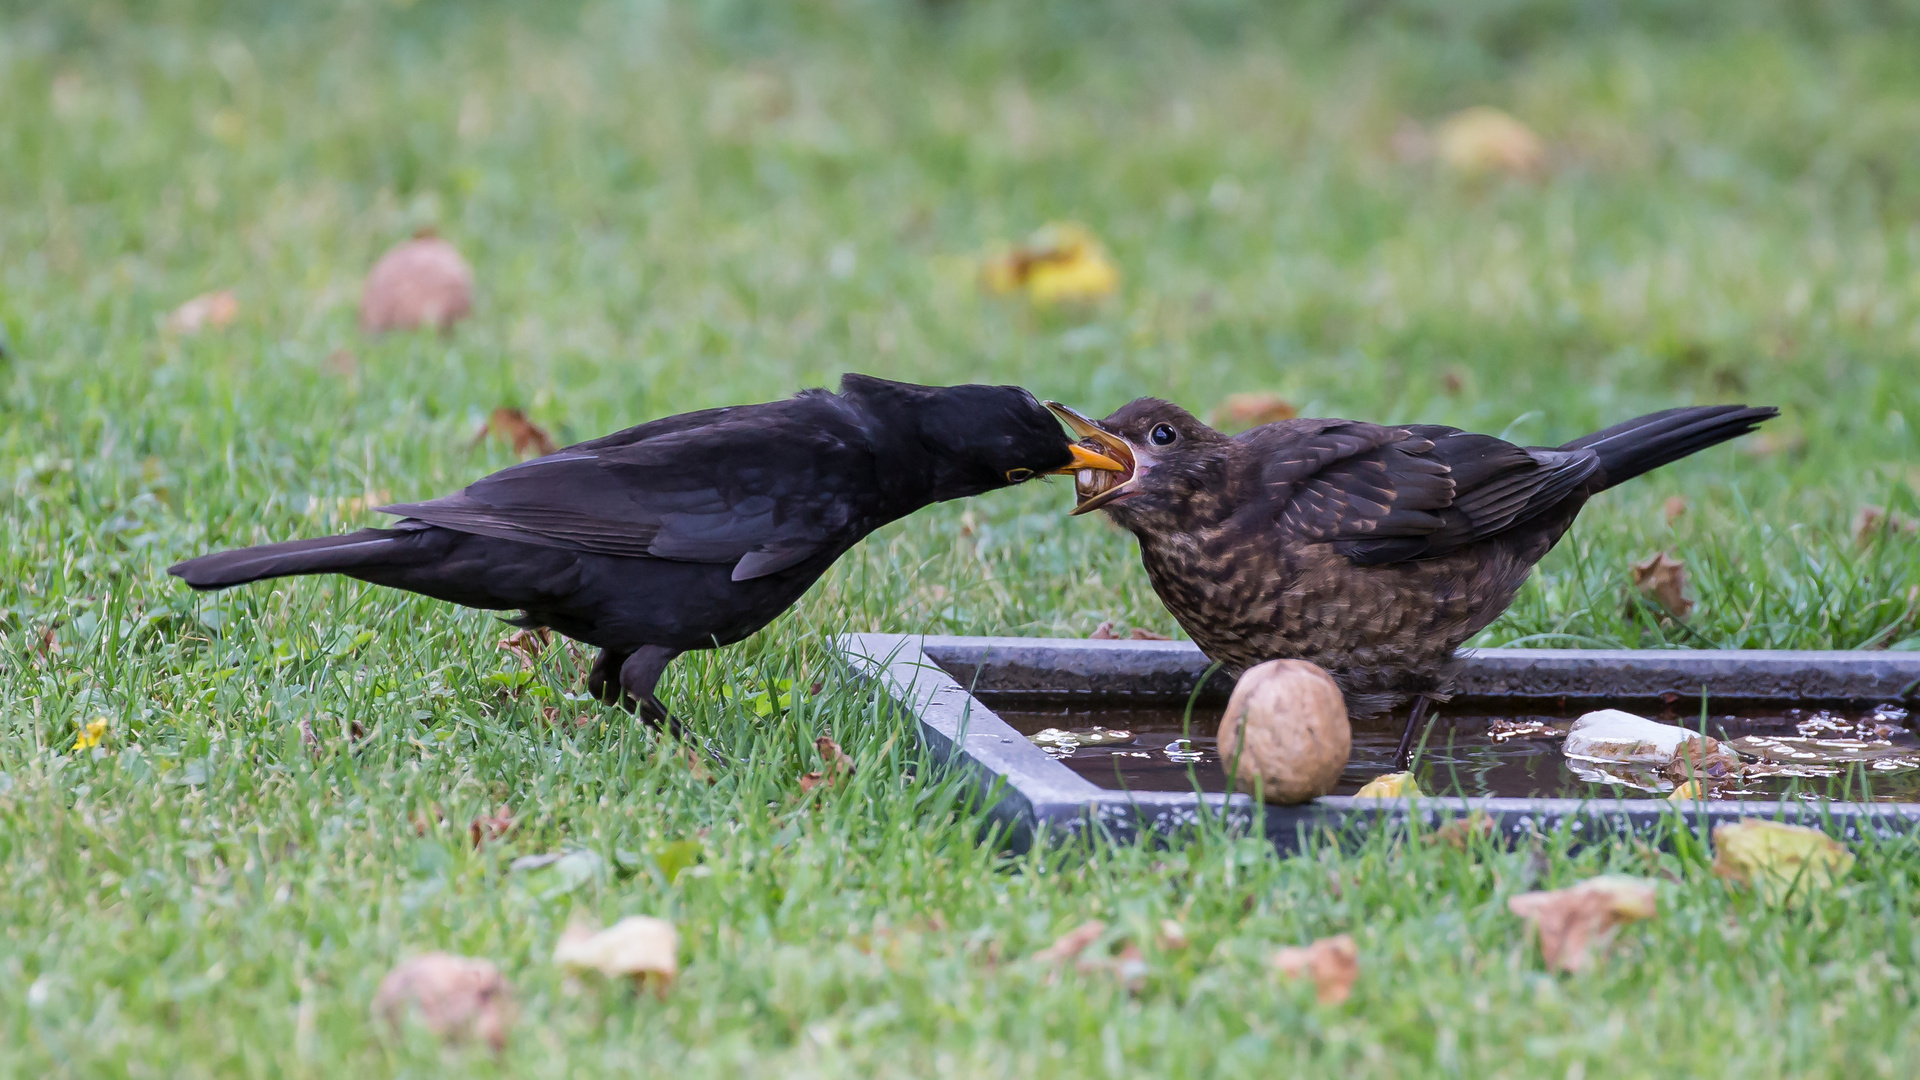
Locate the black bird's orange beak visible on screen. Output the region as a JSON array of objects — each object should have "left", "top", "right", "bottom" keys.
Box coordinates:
[{"left": 1044, "top": 402, "right": 1141, "bottom": 515}]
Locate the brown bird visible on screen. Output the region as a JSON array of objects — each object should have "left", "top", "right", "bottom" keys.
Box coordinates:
[{"left": 1047, "top": 399, "right": 1778, "bottom": 767}]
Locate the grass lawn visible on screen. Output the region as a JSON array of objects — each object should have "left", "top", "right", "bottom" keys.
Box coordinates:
[{"left": 6, "top": 1, "right": 1920, "bottom": 1075}]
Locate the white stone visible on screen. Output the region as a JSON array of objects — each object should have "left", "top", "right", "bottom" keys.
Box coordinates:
[{"left": 1563, "top": 709, "right": 1726, "bottom": 765}]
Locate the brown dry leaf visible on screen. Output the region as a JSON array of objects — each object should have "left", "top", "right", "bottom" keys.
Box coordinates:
[
  {"left": 474, "top": 408, "right": 559, "bottom": 459},
  {"left": 371, "top": 953, "right": 514, "bottom": 1051},
  {"left": 1210, "top": 392, "right": 1297, "bottom": 431},
  {"left": 553, "top": 916, "right": 679, "bottom": 993},
  {"left": 1088, "top": 621, "right": 1120, "bottom": 640},
  {"left": 1271, "top": 934, "right": 1359, "bottom": 1004},
  {"left": 1128, "top": 627, "right": 1172, "bottom": 641},
  {"left": 1507, "top": 876, "right": 1657, "bottom": 974},
  {"left": 1435, "top": 106, "right": 1546, "bottom": 178},
  {"left": 323, "top": 349, "right": 359, "bottom": 378},
  {"left": 1033, "top": 920, "right": 1107, "bottom": 964},
  {"left": 1630, "top": 551, "right": 1693, "bottom": 620},
  {"left": 468, "top": 807, "right": 514, "bottom": 848},
  {"left": 410, "top": 802, "right": 446, "bottom": 836},
  {"left": 979, "top": 222, "right": 1119, "bottom": 305},
  {"left": 166, "top": 290, "right": 240, "bottom": 334},
  {"left": 498, "top": 627, "right": 551, "bottom": 668},
  {"left": 1663, "top": 495, "right": 1689, "bottom": 526},
  {"left": 681, "top": 746, "right": 715, "bottom": 784},
  {"left": 1712, "top": 820, "right": 1854, "bottom": 906},
  {"left": 799, "top": 735, "right": 854, "bottom": 793},
  {"left": 1428, "top": 812, "right": 1494, "bottom": 851},
  {"left": 1852, "top": 505, "right": 1920, "bottom": 549},
  {"left": 360, "top": 235, "right": 473, "bottom": 333}
]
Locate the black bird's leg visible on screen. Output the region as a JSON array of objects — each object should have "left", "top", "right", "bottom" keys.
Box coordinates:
[
  {"left": 588, "top": 648, "right": 633, "bottom": 706},
  {"left": 618, "top": 645, "right": 690, "bottom": 735},
  {"left": 1391, "top": 693, "right": 1434, "bottom": 771}
]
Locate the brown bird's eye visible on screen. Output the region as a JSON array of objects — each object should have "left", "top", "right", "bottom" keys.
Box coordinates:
[
  {"left": 1149, "top": 423, "right": 1177, "bottom": 446},
  {"left": 1005, "top": 467, "right": 1033, "bottom": 483}
]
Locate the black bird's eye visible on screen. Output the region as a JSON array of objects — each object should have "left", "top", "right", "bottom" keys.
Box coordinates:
[
  {"left": 1149, "top": 423, "right": 1178, "bottom": 447},
  {"left": 1005, "top": 467, "right": 1034, "bottom": 483}
]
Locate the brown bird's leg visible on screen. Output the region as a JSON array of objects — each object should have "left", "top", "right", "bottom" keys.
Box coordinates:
[{"left": 1391, "top": 693, "right": 1434, "bottom": 771}]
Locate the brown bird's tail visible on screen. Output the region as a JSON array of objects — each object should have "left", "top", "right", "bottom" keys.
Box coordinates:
[
  {"left": 1559, "top": 405, "right": 1778, "bottom": 491},
  {"left": 169, "top": 529, "right": 420, "bottom": 590}
]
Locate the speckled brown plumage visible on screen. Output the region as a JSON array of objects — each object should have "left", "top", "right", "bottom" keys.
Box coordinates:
[{"left": 1054, "top": 400, "right": 1777, "bottom": 720}]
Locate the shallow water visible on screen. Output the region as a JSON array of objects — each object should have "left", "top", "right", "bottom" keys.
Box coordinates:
[{"left": 988, "top": 698, "right": 1920, "bottom": 803}]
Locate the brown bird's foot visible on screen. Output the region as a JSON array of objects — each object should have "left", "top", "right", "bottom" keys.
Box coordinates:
[{"left": 1391, "top": 693, "right": 1434, "bottom": 771}]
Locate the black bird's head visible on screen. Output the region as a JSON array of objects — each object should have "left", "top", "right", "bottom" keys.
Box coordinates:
[
  {"left": 1043, "top": 397, "right": 1234, "bottom": 525},
  {"left": 838, "top": 375, "right": 1125, "bottom": 504}
]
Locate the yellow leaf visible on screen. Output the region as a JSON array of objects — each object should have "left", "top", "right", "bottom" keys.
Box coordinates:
[
  {"left": 979, "top": 222, "right": 1119, "bottom": 305},
  {"left": 553, "top": 916, "right": 679, "bottom": 990},
  {"left": 1435, "top": 106, "right": 1546, "bottom": 178},
  {"left": 1352, "top": 771, "right": 1419, "bottom": 799},
  {"left": 1712, "top": 820, "right": 1854, "bottom": 906},
  {"left": 72, "top": 717, "right": 108, "bottom": 752}
]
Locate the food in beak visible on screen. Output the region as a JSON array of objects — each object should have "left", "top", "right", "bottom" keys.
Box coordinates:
[{"left": 1044, "top": 401, "right": 1140, "bottom": 515}]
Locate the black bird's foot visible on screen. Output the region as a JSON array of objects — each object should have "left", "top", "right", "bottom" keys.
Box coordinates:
[{"left": 1391, "top": 693, "right": 1434, "bottom": 772}]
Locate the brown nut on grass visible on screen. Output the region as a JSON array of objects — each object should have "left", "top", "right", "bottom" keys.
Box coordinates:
[
  {"left": 360, "top": 235, "right": 474, "bottom": 333},
  {"left": 1217, "top": 659, "right": 1350, "bottom": 804}
]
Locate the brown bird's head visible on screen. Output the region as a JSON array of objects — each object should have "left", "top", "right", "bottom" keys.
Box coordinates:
[{"left": 1043, "top": 397, "right": 1234, "bottom": 525}]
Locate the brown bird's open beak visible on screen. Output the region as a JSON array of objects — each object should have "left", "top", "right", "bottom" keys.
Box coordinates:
[{"left": 1044, "top": 402, "right": 1142, "bottom": 515}]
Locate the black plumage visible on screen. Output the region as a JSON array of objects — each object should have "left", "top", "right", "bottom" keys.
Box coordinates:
[
  {"left": 171, "top": 375, "right": 1121, "bottom": 728},
  {"left": 1049, "top": 400, "right": 1779, "bottom": 766}
]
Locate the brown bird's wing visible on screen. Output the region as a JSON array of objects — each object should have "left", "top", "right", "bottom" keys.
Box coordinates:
[
  {"left": 379, "top": 396, "right": 874, "bottom": 582},
  {"left": 1252, "top": 420, "right": 1599, "bottom": 566}
]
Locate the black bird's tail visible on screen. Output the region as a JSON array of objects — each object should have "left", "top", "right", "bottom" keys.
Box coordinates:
[
  {"left": 1560, "top": 405, "right": 1778, "bottom": 491},
  {"left": 169, "top": 529, "right": 418, "bottom": 590}
]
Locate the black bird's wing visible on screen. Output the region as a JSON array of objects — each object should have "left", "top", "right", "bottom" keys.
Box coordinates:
[
  {"left": 378, "top": 397, "right": 876, "bottom": 582},
  {"left": 1250, "top": 419, "right": 1599, "bottom": 566}
]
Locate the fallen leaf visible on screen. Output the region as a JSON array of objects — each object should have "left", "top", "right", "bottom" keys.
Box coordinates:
[
  {"left": 1630, "top": 551, "right": 1693, "bottom": 620},
  {"left": 1032, "top": 920, "right": 1107, "bottom": 964},
  {"left": 1508, "top": 876, "right": 1657, "bottom": 974},
  {"left": 1271, "top": 934, "right": 1358, "bottom": 1004},
  {"left": 1156, "top": 919, "right": 1189, "bottom": 951},
  {"left": 71, "top": 717, "right": 107, "bottom": 752},
  {"left": 371, "top": 953, "right": 514, "bottom": 1051},
  {"left": 1663, "top": 495, "right": 1689, "bottom": 525},
  {"left": 360, "top": 234, "right": 473, "bottom": 333},
  {"left": 1435, "top": 106, "right": 1546, "bottom": 178},
  {"left": 980, "top": 222, "right": 1119, "bottom": 305},
  {"left": 1088, "top": 621, "right": 1120, "bottom": 640},
  {"left": 652, "top": 838, "right": 704, "bottom": 884},
  {"left": 1210, "top": 392, "right": 1298, "bottom": 430},
  {"left": 1712, "top": 819, "right": 1854, "bottom": 906},
  {"left": 411, "top": 803, "right": 445, "bottom": 835},
  {"left": 1852, "top": 505, "right": 1920, "bottom": 549},
  {"left": 323, "top": 349, "right": 359, "bottom": 378},
  {"left": 1128, "top": 627, "right": 1171, "bottom": 641},
  {"left": 552, "top": 916, "right": 678, "bottom": 992},
  {"left": 511, "top": 849, "right": 605, "bottom": 898},
  {"left": 1428, "top": 812, "right": 1494, "bottom": 850},
  {"left": 468, "top": 807, "right": 514, "bottom": 848},
  {"left": 474, "top": 407, "right": 558, "bottom": 459},
  {"left": 681, "top": 746, "right": 716, "bottom": 784},
  {"left": 799, "top": 735, "right": 855, "bottom": 793},
  {"left": 1090, "top": 942, "right": 1149, "bottom": 991},
  {"left": 1668, "top": 779, "right": 1704, "bottom": 802},
  {"left": 1352, "top": 772, "right": 1419, "bottom": 799},
  {"left": 498, "top": 627, "right": 551, "bottom": 668},
  {"left": 166, "top": 290, "right": 240, "bottom": 334}
]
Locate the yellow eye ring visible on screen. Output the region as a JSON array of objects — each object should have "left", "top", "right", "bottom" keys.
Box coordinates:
[{"left": 1005, "top": 467, "right": 1034, "bottom": 483}]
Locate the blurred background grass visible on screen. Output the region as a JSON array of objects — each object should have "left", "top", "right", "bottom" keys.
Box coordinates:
[{"left": 5, "top": 1, "right": 1920, "bottom": 1074}]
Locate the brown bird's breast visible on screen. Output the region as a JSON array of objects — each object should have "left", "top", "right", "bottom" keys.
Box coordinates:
[{"left": 1131, "top": 513, "right": 1543, "bottom": 715}]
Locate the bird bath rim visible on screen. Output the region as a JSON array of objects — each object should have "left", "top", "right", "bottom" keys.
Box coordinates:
[{"left": 832, "top": 633, "right": 1920, "bottom": 853}]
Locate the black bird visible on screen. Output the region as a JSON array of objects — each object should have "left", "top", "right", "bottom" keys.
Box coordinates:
[
  {"left": 1048, "top": 399, "right": 1778, "bottom": 767},
  {"left": 171, "top": 375, "right": 1123, "bottom": 728}
]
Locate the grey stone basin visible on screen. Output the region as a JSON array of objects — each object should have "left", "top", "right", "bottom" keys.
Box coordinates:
[{"left": 835, "top": 634, "right": 1920, "bottom": 853}]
